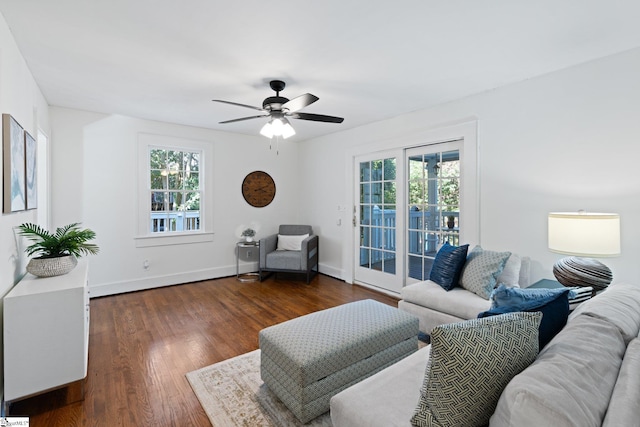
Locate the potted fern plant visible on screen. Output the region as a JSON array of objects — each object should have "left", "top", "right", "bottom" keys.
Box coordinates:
[{"left": 18, "top": 222, "right": 99, "bottom": 277}]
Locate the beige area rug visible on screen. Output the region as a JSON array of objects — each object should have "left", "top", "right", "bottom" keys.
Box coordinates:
[{"left": 186, "top": 350, "right": 332, "bottom": 427}]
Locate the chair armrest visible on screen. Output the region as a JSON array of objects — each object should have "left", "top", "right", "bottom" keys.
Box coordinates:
[
  {"left": 301, "top": 234, "right": 319, "bottom": 269},
  {"left": 259, "top": 234, "right": 278, "bottom": 267}
]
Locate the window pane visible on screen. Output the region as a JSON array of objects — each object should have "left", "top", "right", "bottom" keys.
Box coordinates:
[
  {"left": 360, "top": 248, "right": 370, "bottom": 268},
  {"left": 371, "top": 182, "right": 382, "bottom": 204},
  {"left": 408, "top": 255, "right": 423, "bottom": 280},
  {"left": 370, "top": 250, "right": 383, "bottom": 271},
  {"left": 173, "top": 192, "right": 184, "bottom": 208},
  {"left": 382, "top": 251, "right": 395, "bottom": 274},
  {"left": 150, "top": 170, "right": 164, "bottom": 189},
  {"left": 184, "top": 152, "right": 200, "bottom": 172},
  {"left": 360, "top": 183, "right": 371, "bottom": 203},
  {"left": 408, "top": 230, "right": 422, "bottom": 255},
  {"left": 440, "top": 178, "right": 459, "bottom": 212},
  {"left": 408, "top": 207, "right": 422, "bottom": 231},
  {"left": 360, "top": 161, "right": 371, "bottom": 183},
  {"left": 424, "top": 206, "right": 442, "bottom": 230},
  {"left": 150, "top": 149, "right": 167, "bottom": 169},
  {"left": 440, "top": 150, "right": 460, "bottom": 178},
  {"left": 167, "top": 173, "right": 180, "bottom": 190},
  {"left": 425, "top": 232, "right": 440, "bottom": 257},
  {"left": 168, "top": 150, "right": 183, "bottom": 166},
  {"left": 360, "top": 204, "right": 371, "bottom": 224},
  {"left": 383, "top": 182, "right": 396, "bottom": 204},
  {"left": 151, "top": 191, "right": 166, "bottom": 211},
  {"left": 383, "top": 158, "right": 396, "bottom": 180},
  {"left": 408, "top": 179, "right": 424, "bottom": 205},
  {"left": 150, "top": 213, "right": 168, "bottom": 232},
  {"left": 360, "top": 226, "right": 370, "bottom": 247},
  {"left": 371, "top": 160, "right": 383, "bottom": 181},
  {"left": 183, "top": 172, "right": 199, "bottom": 191},
  {"left": 183, "top": 192, "right": 200, "bottom": 211}
]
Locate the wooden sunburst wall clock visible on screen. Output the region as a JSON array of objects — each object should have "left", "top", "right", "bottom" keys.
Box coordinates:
[{"left": 241, "top": 171, "right": 276, "bottom": 208}]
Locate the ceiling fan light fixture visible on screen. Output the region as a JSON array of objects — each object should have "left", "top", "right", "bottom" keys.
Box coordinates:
[
  {"left": 281, "top": 118, "right": 296, "bottom": 139},
  {"left": 259, "top": 117, "right": 295, "bottom": 139},
  {"left": 260, "top": 121, "right": 275, "bottom": 138}
]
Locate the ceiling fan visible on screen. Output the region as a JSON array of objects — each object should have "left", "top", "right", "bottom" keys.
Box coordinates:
[{"left": 213, "top": 80, "right": 344, "bottom": 139}]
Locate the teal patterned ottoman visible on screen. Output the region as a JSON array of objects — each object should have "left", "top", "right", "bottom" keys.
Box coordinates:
[{"left": 259, "top": 299, "right": 419, "bottom": 423}]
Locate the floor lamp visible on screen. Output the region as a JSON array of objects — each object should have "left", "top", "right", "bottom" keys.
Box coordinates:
[{"left": 548, "top": 211, "right": 620, "bottom": 295}]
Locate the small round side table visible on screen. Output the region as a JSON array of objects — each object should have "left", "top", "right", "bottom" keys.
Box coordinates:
[{"left": 236, "top": 241, "right": 260, "bottom": 282}]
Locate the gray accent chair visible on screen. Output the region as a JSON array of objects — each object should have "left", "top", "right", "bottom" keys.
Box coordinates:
[{"left": 259, "top": 225, "right": 319, "bottom": 284}]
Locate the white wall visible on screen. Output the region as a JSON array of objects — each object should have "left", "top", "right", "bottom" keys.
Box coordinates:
[
  {"left": 300, "top": 47, "right": 640, "bottom": 287},
  {"left": 50, "top": 107, "right": 302, "bottom": 296},
  {"left": 0, "top": 12, "right": 50, "bottom": 402}
]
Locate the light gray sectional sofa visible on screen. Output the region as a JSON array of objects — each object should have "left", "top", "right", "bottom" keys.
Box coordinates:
[
  {"left": 398, "top": 254, "right": 530, "bottom": 334},
  {"left": 330, "top": 281, "right": 640, "bottom": 426}
]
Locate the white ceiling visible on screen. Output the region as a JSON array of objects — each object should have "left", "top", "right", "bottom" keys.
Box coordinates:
[{"left": 2, "top": 1, "right": 640, "bottom": 142}]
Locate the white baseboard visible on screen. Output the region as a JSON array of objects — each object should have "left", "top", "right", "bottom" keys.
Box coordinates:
[
  {"left": 90, "top": 262, "right": 346, "bottom": 298},
  {"left": 317, "top": 263, "right": 344, "bottom": 281},
  {"left": 89, "top": 263, "right": 258, "bottom": 298}
]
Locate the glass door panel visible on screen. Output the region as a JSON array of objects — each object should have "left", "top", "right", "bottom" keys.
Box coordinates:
[
  {"left": 406, "top": 147, "right": 461, "bottom": 282},
  {"left": 354, "top": 152, "right": 403, "bottom": 293}
]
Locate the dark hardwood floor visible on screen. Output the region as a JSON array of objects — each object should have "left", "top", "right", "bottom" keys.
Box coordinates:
[{"left": 8, "top": 273, "right": 398, "bottom": 426}]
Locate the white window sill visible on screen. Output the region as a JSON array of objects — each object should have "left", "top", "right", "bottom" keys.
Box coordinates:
[{"left": 134, "top": 232, "right": 214, "bottom": 248}]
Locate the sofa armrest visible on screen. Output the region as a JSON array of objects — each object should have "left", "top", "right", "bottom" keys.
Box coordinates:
[{"left": 259, "top": 234, "right": 278, "bottom": 268}]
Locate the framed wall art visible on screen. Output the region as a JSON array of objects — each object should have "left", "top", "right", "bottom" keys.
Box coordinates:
[
  {"left": 3, "top": 114, "right": 26, "bottom": 213},
  {"left": 25, "top": 130, "right": 37, "bottom": 209}
]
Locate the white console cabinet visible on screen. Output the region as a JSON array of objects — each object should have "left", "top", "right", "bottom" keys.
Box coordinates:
[{"left": 3, "top": 261, "right": 89, "bottom": 402}]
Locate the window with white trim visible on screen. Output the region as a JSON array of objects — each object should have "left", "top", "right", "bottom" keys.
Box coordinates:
[{"left": 148, "top": 147, "right": 201, "bottom": 234}]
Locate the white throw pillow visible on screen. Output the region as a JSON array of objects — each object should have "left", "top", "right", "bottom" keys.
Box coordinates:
[
  {"left": 497, "top": 253, "right": 522, "bottom": 287},
  {"left": 276, "top": 234, "right": 309, "bottom": 251}
]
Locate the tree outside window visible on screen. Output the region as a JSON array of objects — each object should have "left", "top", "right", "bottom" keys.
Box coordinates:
[{"left": 149, "top": 148, "right": 201, "bottom": 233}]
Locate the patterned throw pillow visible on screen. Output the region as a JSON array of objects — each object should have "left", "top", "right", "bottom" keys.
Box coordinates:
[
  {"left": 411, "top": 312, "right": 541, "bottom": 427},
  {"left": 429, "top": 243, "right": 469, "bottom": 290},
  {"left": 460, "top": 246, "right": 511, "bottom": 299}
]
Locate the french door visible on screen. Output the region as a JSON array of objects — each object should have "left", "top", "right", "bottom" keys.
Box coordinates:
[
  {"left": 354, "top": 151, "right": 404, "bottom": 293},
  {"left": 354, "top": 141, "right": 462, "bottom": 293}
]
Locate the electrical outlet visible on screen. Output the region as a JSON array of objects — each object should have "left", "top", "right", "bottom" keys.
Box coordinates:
[
  {"left": 247, "top": 250, "right": 252, "bottom": 258},
  {"left": 143, "top": 259, "right": 150, "bottom": 270}
]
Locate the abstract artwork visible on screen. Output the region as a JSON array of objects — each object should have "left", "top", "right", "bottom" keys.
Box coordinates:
[
  {"left": 25, "top": 130, "right": 37, "bottom": 209},
  {"left": 3, "top": 114, "right": 25, "bottom": 213}
]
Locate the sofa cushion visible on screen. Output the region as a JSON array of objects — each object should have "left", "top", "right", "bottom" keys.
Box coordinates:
[
  {"left": 428, "top": 243, "right": 469, "bottom": 290},
  {"left": 460, "top": 246, "right": 511, "bottom": 299},
  {"left": 490, "top": 314, "right": 626, "bottom": 427},
  {"left": 479, "top": 289, "right": 570, "bottom": 349},
  {"left": 330, "top": 346, "right": 430, "bottom": 427},
  {"left": 400, "top": 280, "right": 491, "bottom": 320},
  {"left": 603, "top": 338, "right": 640, "bottom": 426},
  {"left": 569, "top": 282, "right": 640, "bottom": 344},
  {"left": 411, "top": 312, "right": 541, "bottom": 427}
]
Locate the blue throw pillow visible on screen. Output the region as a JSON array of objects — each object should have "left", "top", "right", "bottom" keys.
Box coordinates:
[
  {"left": 429, "top": 243, "right": 469, "bottom": 290},
  {"left": 478, "top": 290, "right": 570, "bottom": 349},
  {"left": 491, "top": 284, "right": 574, "bottom": 310}
]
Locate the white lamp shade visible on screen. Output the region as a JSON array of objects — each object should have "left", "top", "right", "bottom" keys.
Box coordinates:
[{"left": 548, "top": 212, "right": 620, "bottom": 257}]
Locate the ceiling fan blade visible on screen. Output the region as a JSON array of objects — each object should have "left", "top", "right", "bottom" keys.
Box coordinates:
[
  {"left": 212, "top": 99, "right": 264, "bottom": 111},
  {"left": 219, "top": 115, "right": 270, "bottom": 124},
  {"left": 282, "top": 93, "right": 319, "bottom": 113},
  {"left": 291, "top": 112, "right": 344, "bottom": 123}
]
